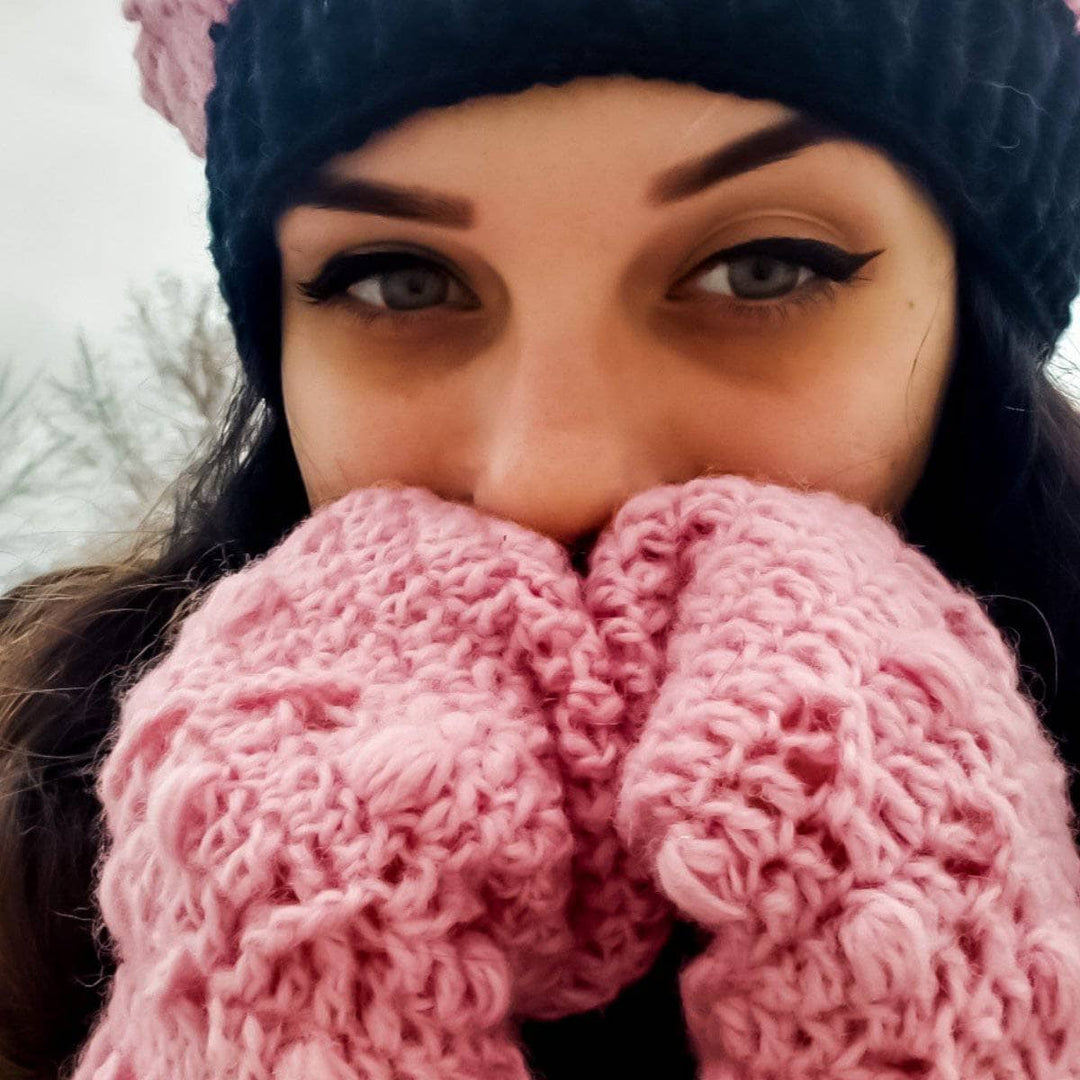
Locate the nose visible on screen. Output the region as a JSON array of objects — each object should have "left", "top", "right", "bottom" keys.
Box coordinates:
[
  {"left": 467, "top": 319, "right": 670, "bottom": 551},
  {"left": 472, "top": 422, "right": 639, "bottom": 546}
]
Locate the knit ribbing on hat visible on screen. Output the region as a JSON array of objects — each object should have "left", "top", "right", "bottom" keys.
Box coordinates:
[{"left": 127, "top": 0, "right": 1080, "bottom": 383}]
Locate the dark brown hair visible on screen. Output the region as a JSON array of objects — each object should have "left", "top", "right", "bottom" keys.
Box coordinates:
[{"left": 1, "top": 239, "right": 1079, "bottom": 1080}]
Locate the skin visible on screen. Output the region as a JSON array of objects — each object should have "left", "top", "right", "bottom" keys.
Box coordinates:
[{"left": 276, "top": 75, "right": 958, "bottom": 552}]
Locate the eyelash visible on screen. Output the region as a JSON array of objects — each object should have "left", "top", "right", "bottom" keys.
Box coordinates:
[{"left": 296, "top": 237, "right": 883, "bottom": 330}]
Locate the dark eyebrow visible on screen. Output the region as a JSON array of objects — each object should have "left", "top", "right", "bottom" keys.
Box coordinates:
[
  {"left": 279, "top": 114, "right": 844, "bottom": 228},
  {"left": 647, "top": 114, "right": 846, "bottom": 204},
  {"left": 278, "top": 172, "right": 476, "bottom": 228}
]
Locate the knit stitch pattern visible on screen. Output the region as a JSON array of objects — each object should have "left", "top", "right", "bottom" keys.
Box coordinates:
[
  {"left": 70, "top": 476, "right": 1080, "bottom": 1079},
  {"left": 122, "top": 0, "right": 227, "bottom": 157},
  {"left": 122, "top": 0, "right": 1080, "bottom": 351},
  {"left": 122, "top": 0, "right": 1080, "bottom": 162}
]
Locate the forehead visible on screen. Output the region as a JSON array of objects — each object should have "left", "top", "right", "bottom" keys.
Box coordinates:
[
  {"left": 324, "top": 76, "right": 803, "bottom": 177},
  {"left": 273, "top": 76, "right": 947, "bottom": 262},
  {"left": 277, "top": 74, "right": 945, "bottom": 239}
]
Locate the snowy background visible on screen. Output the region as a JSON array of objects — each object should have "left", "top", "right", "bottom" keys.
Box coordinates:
[
  {"left": 0, "top": 0, "right": 214, "bottom": 369},
  {"left": 2, "top": 0, "right": 1080, "bottom": 593},
  {"left": 1, "top": 0, "right": 232, "bottom": 589}
]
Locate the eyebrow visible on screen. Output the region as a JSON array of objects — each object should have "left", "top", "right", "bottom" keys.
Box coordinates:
[{"left": 279, "top": 114, "right": 844, "bottom": 228}]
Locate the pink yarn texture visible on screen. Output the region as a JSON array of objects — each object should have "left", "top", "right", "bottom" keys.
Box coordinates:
[
  {"left": 122, "top": 0, "right": 1080, "bottom": 157},
  {"left": 123, "top": 0, "right": 229, "bottom": 156},
  {"left": 70, "top": 475, "right": 1080, "bottom": 1079}
]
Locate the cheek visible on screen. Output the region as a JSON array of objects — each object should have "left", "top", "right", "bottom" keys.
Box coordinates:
[
  {"left": 282, "top": 354, "right": 452, "bottom": 508},
  {"left": 684, "top": 303, "right": 955, "bottom": 515},
  {"left": 796, "top": 269, "right": 956, "bottom": 512}
]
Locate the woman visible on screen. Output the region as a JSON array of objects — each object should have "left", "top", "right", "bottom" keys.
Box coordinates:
[{"left": 4, "top": 0, "right": 1080, "bottom": 1077}]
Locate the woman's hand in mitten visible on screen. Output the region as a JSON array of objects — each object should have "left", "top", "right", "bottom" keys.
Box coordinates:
[
  {"left": 589, "top": 474, "right": 1080, "bottom": 1079},
  {"left": 73, "top": 485, "right": 656, "bottom": 1080}
]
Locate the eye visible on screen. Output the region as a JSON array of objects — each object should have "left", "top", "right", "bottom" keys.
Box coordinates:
[
  {"left": 297, "top": 248, "right": 476, "bottom": 321},
  {"left": 296, "top": 237, "right": 884, "bottom": 327},
  {"left": 682, "top": 237, "right": 883, "bottom": 304},
  {"left": 705, "top": 253, "right": 812, "bottom": 301}
]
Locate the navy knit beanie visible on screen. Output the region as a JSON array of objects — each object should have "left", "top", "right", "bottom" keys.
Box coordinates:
[{"left": 126, "top": 0, "right": 1080, "bottom": 407}]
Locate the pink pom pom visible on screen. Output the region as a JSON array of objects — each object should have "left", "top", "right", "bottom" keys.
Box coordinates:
[{"left": 122, "top": 0, "right": 233, "bottom": 158}]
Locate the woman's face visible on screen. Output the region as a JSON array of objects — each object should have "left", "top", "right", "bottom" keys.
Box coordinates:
[{"left": 276, "top": 76, "right": 957, "bottom": 551}]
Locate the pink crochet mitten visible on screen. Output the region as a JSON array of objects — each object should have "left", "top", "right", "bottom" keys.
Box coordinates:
[
  {"left": 71, "top": 485, "right": 665, "bottom": 1080},
  {"left": 590, "top": 475, "right": 1080, "bottom": 1080}
]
